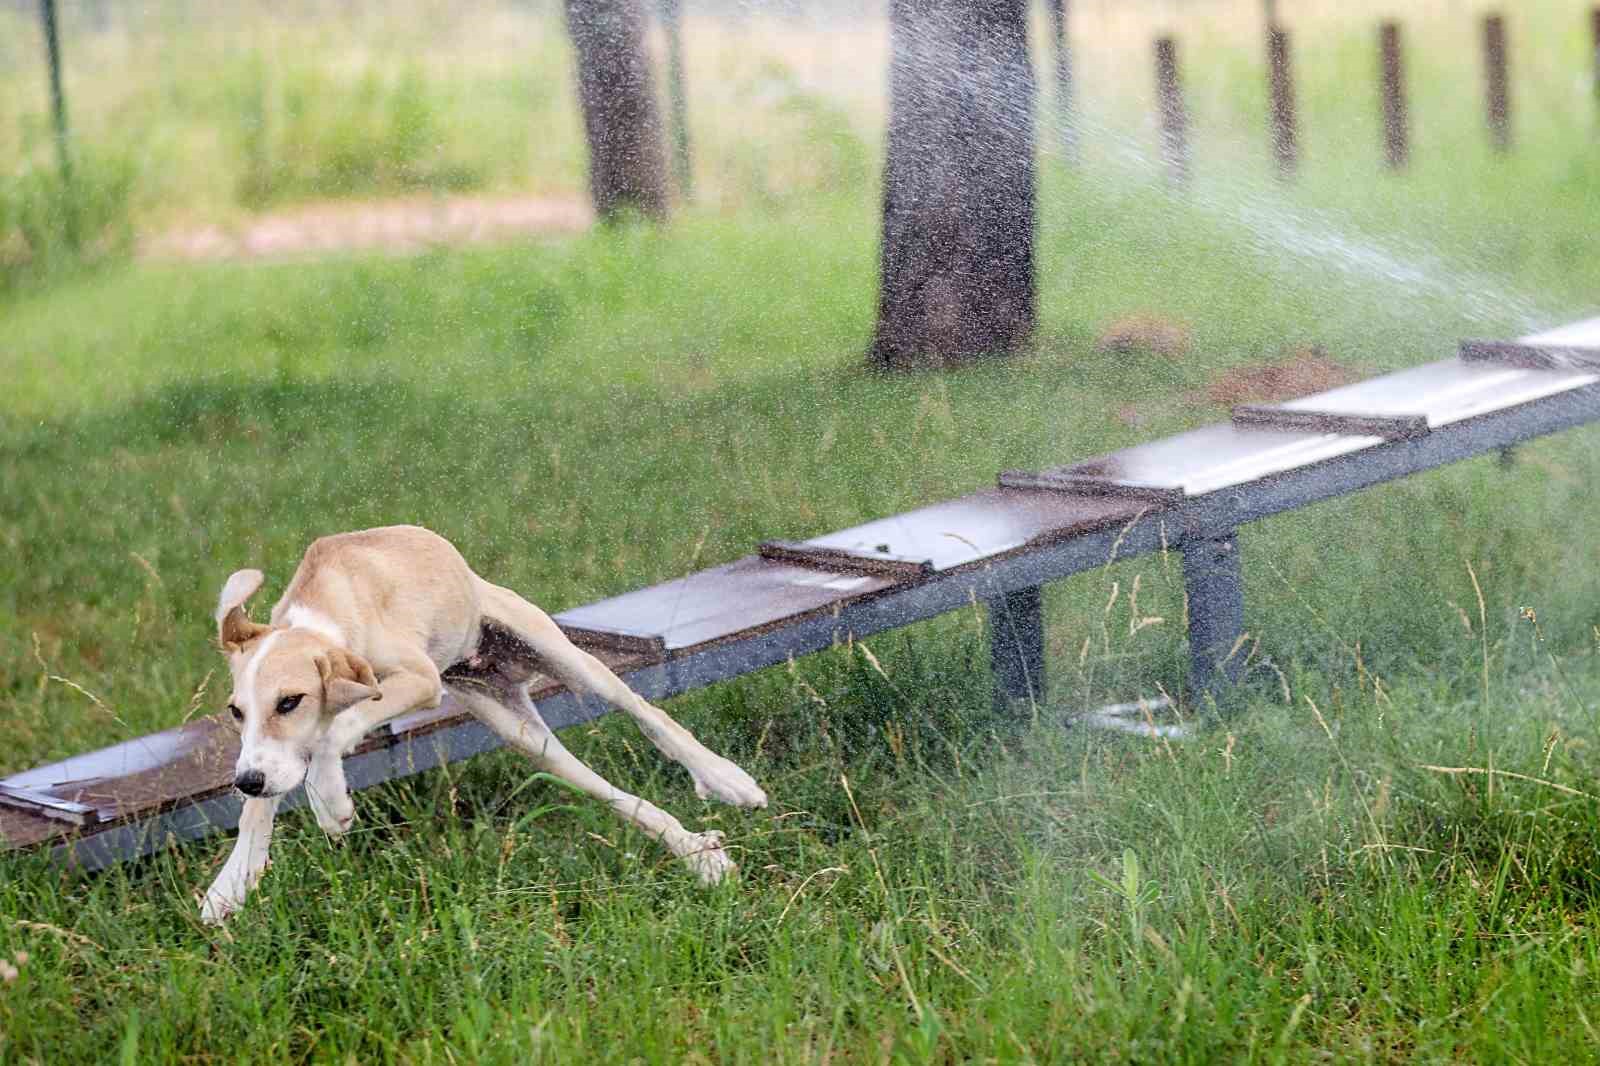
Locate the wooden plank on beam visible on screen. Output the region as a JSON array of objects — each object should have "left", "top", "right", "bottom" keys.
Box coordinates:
[
  {"left": 1231, "top": 405, "right": 1429, "bottom": 440},
  {"left": 0, "top": 784, "right": 98, "bottom": 826},
  {"left": 1269, "top": 356, "right": 1596, "bottom": 430},
  {"left": 555, "top": 623, "right": 668, "bottom": 660},
  {"left": 773, "top": 489, "right": 1145, "bottom": 573},
  {"left": 757, "top": 540, "right": 932, "bottom": 579},
  {"left": 1003, "top": 422, "right": 1382, "bottom": 500},
  {"left": 554, "top": 556, "right": 901, "bottom": 655},
  {"left": 997, "top": 467, "right": 1184, "bottom": 502},
  {"left": 2, "top": 718, "right": 238, "bottom": 829},
  {"left": 1459, "top": 339, "right": 1600, "bottom": 373}
]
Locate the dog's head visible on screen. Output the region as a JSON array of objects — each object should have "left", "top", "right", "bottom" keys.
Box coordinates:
[{"left": 215, "top": 569, "right": 380, "bottom": 797}]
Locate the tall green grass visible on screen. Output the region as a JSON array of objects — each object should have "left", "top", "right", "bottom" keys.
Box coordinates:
[
  {"left": 0, "top": 146, "right": 137, "bottom": 292},
  {"left": 227, "top": 57, "right": 484, "bottom": 208},
  {"left": 3, "top": 651, "right": 1600, "bottom": 1061}
]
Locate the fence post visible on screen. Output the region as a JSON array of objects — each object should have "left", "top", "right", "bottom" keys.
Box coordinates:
[
  {"left": 1267, "top": 22, "right": 1297, "bottom": 179},
  {"left": 1380, "top": 22, "right": 1409, "bottom": 170},
  {"left": 660, "top": 0, "right": 693, "bottom": 200},
  {"left": 1483, "top": 13, "right": 1510, "bottom": 153},
  {"left": 987, "top": 585, "right": 1045, "bottom": 718},
  {"left": 39, "top": 0, "right": 72, "bottom": 182},
  {"left": 1155, "top": 37, "right": 1189, "bottom": 187},
  {"left": 1046, "top": 0, "right": 1077, "bottom": 163},
  {"left": 1591, "top": 7, "right": 1600, "bottom": 113},
  {"left": 1183, "top": 533, "right": 1244, "bottom": 709},
  {"left": 38, "top": 0, "right": 76, "bottom": 247}
]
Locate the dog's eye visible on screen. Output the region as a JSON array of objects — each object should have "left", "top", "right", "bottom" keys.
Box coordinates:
[
  {"left": 228, "top": 704, "right": 243, "bottom": 723},
  {"left": 275, "top": 694, "right": 304, "bottom": 715}
]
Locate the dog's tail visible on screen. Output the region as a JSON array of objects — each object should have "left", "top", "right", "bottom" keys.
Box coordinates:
[
  {"left": 471, "top": 578, "right": 613, "bottom": 698},
  {"left": 471, "top": 578, "right": 687, "bottom": 747}
]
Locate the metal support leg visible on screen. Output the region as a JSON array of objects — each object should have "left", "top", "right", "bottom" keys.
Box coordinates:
[
  {"left": 987, "top": 585, "right": 1045, "bottom": 717},
  {"left": 1182, "top": 532, "right": 1244, "bottom": 708}
]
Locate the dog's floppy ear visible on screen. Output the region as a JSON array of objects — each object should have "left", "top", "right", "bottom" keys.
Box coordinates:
[
  {"left": 216, "top": 569, "right": 269, "bottom": 652},
  {"left": 316, "top": 648, "right": 382, "bottom": 711}
]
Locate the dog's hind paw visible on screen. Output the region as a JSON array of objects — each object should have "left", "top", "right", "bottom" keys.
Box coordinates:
[
  {"left": 688, "top": 756, "right": 769, "bottom": 810},
  {"left": 683, "top": 830, "right": 736, "bottom": 886}
]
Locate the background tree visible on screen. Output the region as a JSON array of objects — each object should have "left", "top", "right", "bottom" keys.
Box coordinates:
[
  {"left": 870, "top": 0, "right": 1036, "bottom": 370},
  {"left": 564, "top": 0, "right": 670, "bottom": 222},
  {"left": 1047, "top": 0, "right": 1076, "bottom": 162}
]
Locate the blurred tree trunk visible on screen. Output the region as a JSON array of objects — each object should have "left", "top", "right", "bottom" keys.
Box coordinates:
[
  {"left": 564, "top": 0, "right": 670, "bottom": 222},
  {"left": 1046, "top": 0, "right": 1076, "bottom": 162},
  {"left": 870, "top": 0, "right": 1036, "bottom": 370},
  {"left": 660, "top": 0, "right": 693, "bottom": 200}
]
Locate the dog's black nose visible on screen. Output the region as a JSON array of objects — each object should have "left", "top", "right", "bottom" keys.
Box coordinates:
[{"left": 234, "top": 770, "right": 266, "bottom": 797}]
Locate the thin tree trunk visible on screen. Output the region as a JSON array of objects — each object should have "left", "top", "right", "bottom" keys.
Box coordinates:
[
  {"left": 870, "top": 0, "right": 1036, "bottom": 370},
  {"left": 1046, "top": 0, "right": 1076, "bottom": 162},
  {"left": 660, "top": 0, "right": 693, "bottom": 200},
  {"left": 564, "top": 0, "right": 670, "bottom": 222}
]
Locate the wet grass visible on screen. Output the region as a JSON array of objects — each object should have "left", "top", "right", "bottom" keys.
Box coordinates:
[
  {"left": 1, "top": 166, "right": 1599, "bottom": 1058},
  {"left": 4, "top": 658, "right": 1600, "bottom": 1062}
]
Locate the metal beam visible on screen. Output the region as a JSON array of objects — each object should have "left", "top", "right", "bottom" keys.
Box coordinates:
[
  {"left": 987, "top": 585, "right": 1046, "bottom": 716},
  {"left": 1182, "top": 533, "right": 1245, "bottom": 706}
]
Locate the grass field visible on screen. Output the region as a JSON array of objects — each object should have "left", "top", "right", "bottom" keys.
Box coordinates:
[{"left": 5, "top": 0, "right": 1600, "bottom": 1061}]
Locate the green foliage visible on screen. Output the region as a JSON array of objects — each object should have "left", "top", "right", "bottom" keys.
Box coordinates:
[
  {"left": 719, "top": 60, "right": 871, "bottom": 210},
  {"left": 1088, "top": 848, "right": 1161, "bottom": 944},
  {"left": 0, "top": 148, "right": 136, "bottom": 291},
  {"left": 228, "top": 55, "right": 483, "bottom": 207}
]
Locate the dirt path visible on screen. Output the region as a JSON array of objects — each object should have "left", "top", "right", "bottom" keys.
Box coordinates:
[{"left": 139, "top": 194, "right": 593, "bottom": 262}]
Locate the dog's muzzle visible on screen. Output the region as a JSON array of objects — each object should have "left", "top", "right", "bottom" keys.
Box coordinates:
[{"left": 234, "top": 769, "right": 267, "bottom": 797}]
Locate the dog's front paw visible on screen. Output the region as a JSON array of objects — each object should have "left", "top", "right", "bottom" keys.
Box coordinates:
[
  {"left": 308, "top": 788, "right": 356, "bottom": 836},
  {"left": 689, "top": 756, "right": 769, "bottom": 810},
  {"left": 306, "top": 760, "right": 356, "bottom": 836},
  {"left": 200, "top": 882, "right": 246, "bottom": 925},
  {"left": 682, "top": 830, "right": 736, "bottom": 886}
]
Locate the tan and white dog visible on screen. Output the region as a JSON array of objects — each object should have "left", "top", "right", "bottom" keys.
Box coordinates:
[{"left": 203, "top": 524, "right": 767, "bottom": 924}]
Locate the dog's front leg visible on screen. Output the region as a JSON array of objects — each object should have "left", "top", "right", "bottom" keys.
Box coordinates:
[
  {"left": 305, "top": 662, "right": 442, "bottom": 836},
  {"left": 304, "top": 743, "right": 357, "bottom": 836},
  {"left": 200, "top": 794, "right": 281, "bottom": 925}
]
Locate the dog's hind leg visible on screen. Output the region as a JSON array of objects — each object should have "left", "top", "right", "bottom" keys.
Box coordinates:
[
  {"left": 450, "top": 679, "right": 735, "bottom": 884},
  {"left": 474, "top": 580, "right": 768, "bottom": 810}
]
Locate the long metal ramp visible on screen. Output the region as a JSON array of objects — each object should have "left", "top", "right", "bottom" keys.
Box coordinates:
[{"left": 4, "top": 317, "right": 1597, "bottom": 868}]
